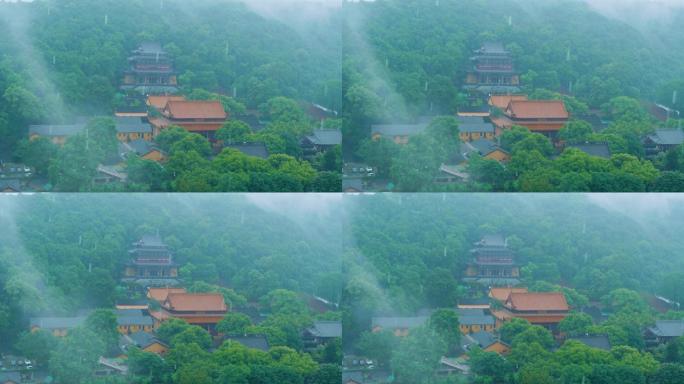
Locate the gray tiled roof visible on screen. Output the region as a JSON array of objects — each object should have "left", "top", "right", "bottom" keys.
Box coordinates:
[
  {"left": 128, "top": 331, "right": 166, "bottom": 349},
  {"left": 371, "top": 123, "right": 428, "bottom": 137},
  {"left": 649, "top": 320, "right": 684, "bottom": 337},
  {"left": 30, "top": 316, "right": 87, "bottom": 329},
  {"left": 372, "top": 316, "right": 428, "bottom": 330},
  {"left": 225, "top": 143, "right": 270, "bottom": 159},
  {"left": 0, "top": 179, "right": 21, "bottom": 192},
  {"left": 306, "top": 129, "right": 342, "bottom": 146},
  {"left": 569, "top": 335, "right": 612, "bottom": 350},
  {"left": 648, "top": 129, "right": 684, "bottom": 145},
  {"left": 308, "top": 321, "right": 342, "bottom": 338},
  {"left": 567, "top": 143, "right": 612, "bottom": 159},
  {"left": 225, "top": 335, "right": 270, "bottom": 351},
  {"left": 456, "top": 308, "right": 486, "bottom": 316},
  {"left": 127, "top": 139, "right": 157, "bottom": 156},
  {"left": 469, "top": 331, "right": 499, "bottom": 349},
  {"left": 115, "top": 117, "right": 152, "bottom": 134},
  {"left": 470, "top": 139, "right": 506, "bottom": 157},
  {"left": 29, "top": 124, "right": 85, "bottom": 137},
  {"left": 459, "top": 315, "right": 495, "bottom": 326}
]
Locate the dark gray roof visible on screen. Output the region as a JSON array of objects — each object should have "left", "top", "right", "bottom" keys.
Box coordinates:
[
  {"left": 470, "top": 139, "right": 506, "bottom": 156},
  {"left": 459, "top": 314, "right": 495, "bottom": 326},
  {"left": 371, "top": 123, "right": 428, "bottom": 137},
  {"left": 479, "top": 234, "right": 506, "bottom": 247},
  {"left": 225, "top": 143, "right": 270, "bottom": 159},
  {"left": 647, "top": 129, "right": 684, "bottom": 146},
  {"left": 115, "top": 117, "right": 152, "bottom": 134},
  {"left": 30, "top": 316, "right": 87, "bottom": 329},
  {"left": 306, "top": 129, "right": 342, "bottom": 146},
  {"left": 116, "top": 309, "right": 144, "bottom": 317},
  {"left": 128, "top": 331, "right": 166, "bottom": 349},
  {"left": 456, "top": 308, "right": 486, "bottom": 316},
  {"left": 649, "top": 320, "right": 684, "bottom": 337},
  {"left": 29, "top": 124, "right": 85, "bottom": 137},
  {"left": 136, "top": 234, "right": 165, "bottom": 247},
  {"left": 567, "top": 143, "right": 612, "bottom": 159},
  {"left": 308, "top": 321, "right": 342, "bottom": 338},
  {"left": 127, "top": 139, "right": 159, "bottom": 156},
  {"left": 137, "top": 42, "right": 164, "bottom": 55},
  {"left": 342, "top": 371, "right": 364, "bottom": 384},
  {"left": 371, "top": 316, "right": 428, "bottom": 330},
  {"left": 225, "top": 335, "right": 270, "bottom": 351},
  {"left": 0, "top": 179, "right": 21, "bottom": 192},
  {"left": 458, "top": 297, "right": 490, "bottom": 306},
  {"left": 343, "top": 178, "right": 364, "bottom": 192},
  {"left": 469, "top": 331, "right": 500, "bottom": 349},
  {"left": 0, "top": 371, "right": 21, "bottom": 383},
  {"left": 479, "top": 42, "right": 507, "bottom": 54},
  {"left": 457, "top": 116, "right": 487, "bottom": 124},
  {"left": 569, "top": 335, "right": 612, "bottom": 350}
]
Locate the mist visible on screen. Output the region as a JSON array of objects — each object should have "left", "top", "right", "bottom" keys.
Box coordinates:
[{"left": 0, "top": 1, "right": 67, "bottom": 121}]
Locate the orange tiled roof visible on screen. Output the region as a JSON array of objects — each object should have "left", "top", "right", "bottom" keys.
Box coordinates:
[
  {"left": 147, "top": 95, "right": 186, "bottom": 110},
  {"left": 489, "top": 95, "right": 528, "bottom": 110},
  {"left": 506, "top": 100, "right": 569, "bottom": 119},
  {"left": 164, "top": 293, "right": 227, "bottom": 312},
  {"left": 164, "top": 100, "right": 227, "bottom": 120},
  {"left": 148, "top": 287, "right": 187, "bottom": 303},
  {"left": 505, "top": 292, "right": 569, "bottom": 311},
  {"left": 489, "top": 287, "right": 528, "bottom": 302}
]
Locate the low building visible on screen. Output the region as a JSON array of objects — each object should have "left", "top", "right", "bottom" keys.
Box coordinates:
[
  {"left": 223, "top": 335, "right": 271, "bottom": 352},
  {"left": 116, "top": 309, "right": 155, "bottom": 335},
  {"left": 120, "top": 331, "right": 169, "bottom": 356},
  {"left": 123, "top": 139, "right": 167, "bottom": 162},
  {"left": 224, "top": 142, "right": 270, "bottom": 159},
  {"left": 30, "top": 315, "right": 87, "bottom": 337},
  {"left": 28, "top": 124, "right": 85, "bottom": 145},
  {"left": 94, "top": 164, "right": 127, "bottom": 185},
  {"left": 0, "top": 372, "right": 22, "bottom": 384},
  {"left": 115, "top": 117, "right": 153, "bottom": 142},
  {"left": 0, "top": 180, "right": 22, "bottom": 193},
  {"left": 343, "top": 177, "right": 365, "bottom": 193},
  {"left": 457, "top": 117, "right": 496, "bottom": 142},
  {"left": 456, "top": 309, "right": 496, "bottom": 334},
  {"left": 301, "top": 129, "right": 342, "bottom": 155},
  {"left": 95, "top": 357, "right": 128, "bottom": 377},
  {"left": 567, "top": 335, "right": 612, "bottom": 351},
  {"left": 303, "top": 321, "right": 342, "bottom": 348},
  {"left": 462, "top": 331, "right": 510, "bottom": 355},
  {"left": 566, "top": 142, "right": 612, "bottom": 159},
  {"left": 371, "top": 316, "right": 428, "bottom": 337},
  {"left": 645, "top": 320, "right": 684, "bottom": 345},
  {"left": 644, "top": 129, "right": 684, "bottom": 156},
  {"left": 371, "top": 123, "right": 428, "bottom": 145},
  {"left": 468, "top": 139, "right": 510, "bottom": 162}
]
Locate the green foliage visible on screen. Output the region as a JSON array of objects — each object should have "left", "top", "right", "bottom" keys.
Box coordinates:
[
  {"left": 356, "top": 331, "right": 398, "bottom": 368},
  {"left": 558, "top": 312, "right": 594, "bottom": 336},
  {"left": 391, "top": 327, "right": 448, "bottom": 384},
  {"left": 14, "top": 330, "right": 59, "bottom": 365},
  {"left": 428, "top": 308, "right": 461, "bottom": 351},
  {"left": 216, "top": 313, "right": 252, "bottom": 336},
  {"left": 49, "top": 327, "right": 106, "bottom": 384}
]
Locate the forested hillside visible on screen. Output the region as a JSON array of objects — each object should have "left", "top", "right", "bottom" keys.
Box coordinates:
[
  {"left": 343, "top": 0, "right": 684, "bottom": 192},
  {"left": 0, "top": 194, "right": 342, "bottom": 347},
  {"left": 341, "top": 194, "right": 684, "bottom": 383},
  {"left": 0, "top": 0, "right": 339, "bottom": 147}
]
